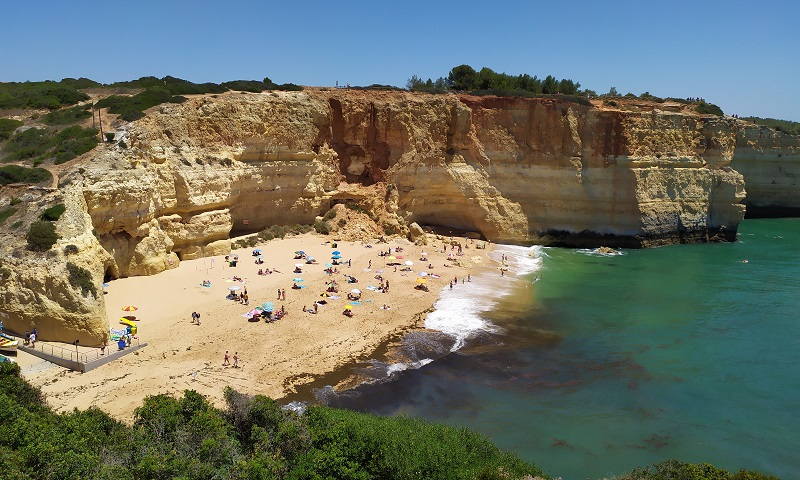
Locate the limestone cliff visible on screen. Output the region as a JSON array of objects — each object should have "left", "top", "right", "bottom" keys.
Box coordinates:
[
  {"left": 1, "top": 89, "right": 796, "bottom": 343},
  {"left": 732, "top": 124, "right": 800, "bottom": 216}
]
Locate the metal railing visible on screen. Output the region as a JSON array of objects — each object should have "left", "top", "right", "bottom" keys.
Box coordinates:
[
  {"left": 24, "top": 341, "right": 89, "bottom": 363},
  {"left": 22, "top": 337, "right": 142, "bottom": 365}
]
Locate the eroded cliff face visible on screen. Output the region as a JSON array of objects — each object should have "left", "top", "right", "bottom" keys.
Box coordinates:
[
  {"left": 732, "top": 125, "right": 800, "bottom": 216},
  {"left": 4, "top": 89, "right": 795, "bottom": 343}
]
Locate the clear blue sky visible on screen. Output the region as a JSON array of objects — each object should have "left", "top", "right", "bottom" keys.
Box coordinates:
[{"left": 2, "top": 0, "right": 798, "bottom": 120}]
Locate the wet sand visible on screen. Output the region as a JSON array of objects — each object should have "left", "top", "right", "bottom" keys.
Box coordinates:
[{"left": 20, "top": 233, "right": 488, "bottom": 421}]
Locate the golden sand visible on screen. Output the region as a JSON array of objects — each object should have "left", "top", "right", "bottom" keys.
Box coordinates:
[{"left": 19, "top": 233, "right": 487, "bottom": 420}]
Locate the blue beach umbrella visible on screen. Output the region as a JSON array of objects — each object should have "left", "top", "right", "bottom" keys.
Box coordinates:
[
  {"left": 332, "top": 250, "right": 341, "bottom": 255},
  {"left": 261, "top": 302, "right": 274, "bottom": 312},
  {"left": 325, "top": 263, "right": 333, "bottom": 267},
  {"left": 292, "top": 278, "right": 304, "bottom": 282}
]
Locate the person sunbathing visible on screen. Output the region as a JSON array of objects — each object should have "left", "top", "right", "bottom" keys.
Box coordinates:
[{"left": 292, "top": 283, "right": 301, "bottom": 289}]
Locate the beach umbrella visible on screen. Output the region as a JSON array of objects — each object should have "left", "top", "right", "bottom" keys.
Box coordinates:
[
  {"left": 121, "top": 305, "right": 138, "bottom": 312},
  {"left": 292, "top": 278, "right": 304, "bottom": 282},
  {"left": 295, "top": 250, "right": 305, "bottom": 254},
  {"left": 332, "top": 250, "right": 341, "bottom": 255},
  {"left": 404, "top": 260, "right": 413, "bottom": 266},
  {"left": 344, "top": 305, "right": 352, "bottom": 310},
  {"left": 325, "top": 263, "right": 333, "bottom": 267},
  {"left": 101, "top": 282, "right": 110, "bottom": 288},
  {"left": 294, "top": 263, "right": 303, "bottom": 268},
  {"left": 228, "top": 286, "right": 241, "bottom": 291},
  {"left": 387, "top": 256, "right": 396, "bottom": 260},
  {"left": 421, "top": 252, "right": 428, "bottom": 256},
  {"left": 253, "top": 249, "right": 262, "bottom": 254},
  {"left": 320, "top": 292, "right": 329, "bottom": 297},
  {"left": 257, "top": 255, "right": 264, "bottom": 260},
  {"left": 416, "top": 278, "right": 427, "bottom": 284},
  {"left": 350, "top": 288, "right": 361, "bottom": 294},
  {"left": 261, "top": 302, "right": 274, "bottom": 312},
  {"left": 418, "top": 272, "right": 428, "bottom": 277}
]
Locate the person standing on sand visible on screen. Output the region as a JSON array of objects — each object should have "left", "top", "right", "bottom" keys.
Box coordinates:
[
  {"left": 196, "top": 312, "right": 201, "bottom": 325},
  {"left": 467, "top": 274, "right": 471, "bottom": 282},
  {"left": 233, "top": 352, "right": 239, "bottom": 368},
  {"left": 223, "top": 351, "right": 230, "bottom": 366},
  {"left": 277, "top": 289, "right": 281, "bottom": 300}
]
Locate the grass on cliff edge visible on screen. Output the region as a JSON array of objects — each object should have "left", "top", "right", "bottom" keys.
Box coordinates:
[{"left": 0, "top": 362, "right": 544, "bottom": 480}]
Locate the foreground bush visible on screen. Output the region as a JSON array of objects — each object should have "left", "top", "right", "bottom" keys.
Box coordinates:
[
  {"left": 618, "top": 459, "right": 778, "bottom": 480},
  {"left": 0, "top": 364, "right": 545, "bottom": 480}
]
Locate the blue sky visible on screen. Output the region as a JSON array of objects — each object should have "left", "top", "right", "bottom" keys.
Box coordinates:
[{"left": 2, "top": 0, "right": 798, "bottom": 120}]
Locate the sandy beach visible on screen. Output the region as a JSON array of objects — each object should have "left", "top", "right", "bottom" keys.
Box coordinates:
[{"left": 19, "top": 233, "right": 489, "bottom": 420}]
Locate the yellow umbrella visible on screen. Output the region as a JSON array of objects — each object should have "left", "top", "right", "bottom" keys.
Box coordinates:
[
  {"left": 121, "top": 305, "right": 138, "bottom": 312},
  {"left": 387, "top": 256, "right": 396, "bottom": 260},
  {"left": 344, "top": 305, "right": 353, "bottom": 310},
  {"left": 416, "top": 278, "right": 427, "bottom": 284}
]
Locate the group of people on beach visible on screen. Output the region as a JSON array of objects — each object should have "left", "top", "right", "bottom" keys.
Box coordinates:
[{"left": 222, "top": 350, "right": 239, "bottom": 368}]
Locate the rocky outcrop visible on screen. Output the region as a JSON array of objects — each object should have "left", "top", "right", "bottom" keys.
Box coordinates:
[
  {"left": 2, "top": 89, "right": 797, "bottom": 343},
  {"left": 0, "top": 189, "right": 111, "bottom": 344},
  {"left": 732, "top": 124, "right": 800, "bottom": 216}
]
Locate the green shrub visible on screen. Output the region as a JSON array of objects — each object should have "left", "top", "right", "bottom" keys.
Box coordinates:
[
  {"left": 314, "top": 220, "right": 331, "bottom": 234},
  {"left": 10, "top": 197, "right": 21, "bottom": 205},
  {"left": 42, "top": 104, "right": 92, "bottom": 125},
  {"left": 3, "top": 126, "right": 97, "bottom": 164},
  {"left": 26, "top": 220, "right": 59, "bottom": 251},
  {"left": 0, "top": 118, "right": 23, "bottom": 140},
  {"left": 697, "top": 101, "right": 724, "bottom": 116},
  {"left": 619, "top": 459, "right": 778, "bottom": 480},
  {"left": 41, "top": 203, "right": 66, "bottom": 221},
  {"left": 66, "top": 262, "right": 97, "bottom": 297},
  {"left": 3, "top": 127, "right": 52, "bottom": 161},
  {"left": 0, "top": 165, "right": 52, "bottom": 185},
  {"left": 64, "top": 244, "right": 79, "bottom": 255},
  {"left": 11, "top": 220, "right": 22, "bottom": 229},
  {"left": 0, "top": 80, "right": 90, "bottom": 110},
  {"left": 0, "top": 206, "right": 16, "bottom": 224},
  {"left": 221, "top": 80, "right": 270, "bottom": 92},
  {"left": 741, "top": 116, "right": 800, "bottom": 135}
]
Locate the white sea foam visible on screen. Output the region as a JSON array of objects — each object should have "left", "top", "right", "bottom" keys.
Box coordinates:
[
  {"left": 576, "top": 247, "right": 625, "bottom": 257},
  {"left": 424, "top": 244, "right": 547, "bottom": 350},
  {"left": 385, "top": 358, "right": 433, "bottom": 375}
]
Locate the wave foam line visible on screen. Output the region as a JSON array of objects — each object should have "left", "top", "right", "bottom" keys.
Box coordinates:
[{"left": 425, "top": 244, "right": 547, "bottom": 350}]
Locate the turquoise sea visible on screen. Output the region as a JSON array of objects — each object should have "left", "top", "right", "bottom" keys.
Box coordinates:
[{"left": 325, "top": 219, "right": 800, "bottom": 479}]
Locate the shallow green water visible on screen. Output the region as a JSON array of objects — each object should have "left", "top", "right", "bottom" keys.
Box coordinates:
[{"left": 329, "top": 219, "right": 800, "bottom": 479}]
